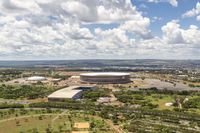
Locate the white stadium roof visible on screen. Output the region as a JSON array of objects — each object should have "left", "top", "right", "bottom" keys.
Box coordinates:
[
  {"left": 27, "top": 76, "right": 46, "bottom": 81},
  {"left": 48, "top": 86, "right": 82, "bottom": 99},
  {"left": 80, "top": 72, "right": 130, "bottom": 76}
]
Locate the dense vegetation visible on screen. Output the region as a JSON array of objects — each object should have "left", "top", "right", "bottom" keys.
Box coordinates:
[
  {"left": 0, "top": 67, "right": 199, "bottom": 132},
  {"left": 183, "top": 97, "right": 200, "bottom": 109},
  {"left": 0, "top": 108, "right": 113, "bottom": 133},
  {"left": 0, "top": 84, "right": 55, "bottom": 99},
  {"left": 0, "top": 103, "right": 24, "bottom": 109},
  {"left": 188, "top": 83, "right": 200, "bottom": 88},
  {"left": 0, "top": 69, "right": 23, "bottom": 82},
  {"left": 51, "top": 74, "right": 71, "bottom": 80},
  {"left": 82, "top": 88, "right": 110, "bottom": 101},
  {"left": 1, "top": 86, "right": 197, "bottom": 132},
  {"left": 114, "top": 88, "right": 200, "bottom": 115},
  {"left": 29, "top": 101, "right": 200, "bottom": 132}
]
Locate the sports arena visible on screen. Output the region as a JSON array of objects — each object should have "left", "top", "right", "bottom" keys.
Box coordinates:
[{"left": 80, "top": 72, "right": 131, "bottom": 84}]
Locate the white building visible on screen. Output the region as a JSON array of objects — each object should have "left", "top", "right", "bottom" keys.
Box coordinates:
[
  {"left": 48, "top": 86, "right": 95, "bottom": 101},
  {"left": 80, "top": 72, "right": 131, "bottom": 84},
  {"left": 27, "top": 76, "right": 46, "bottom": 81}
]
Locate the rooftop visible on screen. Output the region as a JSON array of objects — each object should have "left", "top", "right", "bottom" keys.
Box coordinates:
[
  {"left": 74, "top": 122, "right": 90, "bottom": 129},
  {"left": 48, "top": 86, "right": 81, "bottom": 99},
  {"left": 27, "top": 76, "right": 46, "bottom": 81},
  {"left": 80, "top": 72, "right": 130, "bottom": 76}
]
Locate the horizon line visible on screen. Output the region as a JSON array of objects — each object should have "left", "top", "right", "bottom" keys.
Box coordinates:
[{"left": 0, "top": 59, "right": 200, "bottom": 61}]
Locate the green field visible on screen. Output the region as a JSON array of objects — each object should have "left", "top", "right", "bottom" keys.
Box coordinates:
[
  {"left": 146, "top": 94, "right": 175, "bottom": 110},
  {"left": 0, "top": 110, "right": 115, "bottom": 133}
]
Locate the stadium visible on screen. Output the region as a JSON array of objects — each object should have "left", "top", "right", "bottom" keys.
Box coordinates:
[
  {"left": 27, "top": 76, "right": 46, "bottom": 81},
  {"left": 80, "top": 72, "right": 131, "bottom": 84},
  {"left": 48, "top": 86, "right": 95, "bottom": 101}
]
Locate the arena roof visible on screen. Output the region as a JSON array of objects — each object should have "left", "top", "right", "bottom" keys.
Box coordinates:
[
  {"left": 80, "top": 72, "right": 130, "bottom": 76},
  {"left": 48, "top": 86, "right": 81, "bottom": 99},
  {"left": 27, "top": 76, "right": 46, "bottom": 81}
]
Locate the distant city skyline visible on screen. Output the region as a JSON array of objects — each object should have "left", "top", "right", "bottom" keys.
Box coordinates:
[{"left": 0, "top": 0, "right": 200, "bottom": 60}]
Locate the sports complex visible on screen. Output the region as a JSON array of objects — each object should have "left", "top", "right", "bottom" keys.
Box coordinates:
[{"left": 80, "top": 72, "right": 131, "bottom": 84}]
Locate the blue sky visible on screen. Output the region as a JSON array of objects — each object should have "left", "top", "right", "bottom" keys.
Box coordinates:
[
  {"left": 85, "top": 0, "right": 200, "bottom": 37},
  {"left": 0, "top": 0, "right": 200, "bottom": 60},
  {"left": 133, "top": 0, "right": 200, "bottom": 36}
]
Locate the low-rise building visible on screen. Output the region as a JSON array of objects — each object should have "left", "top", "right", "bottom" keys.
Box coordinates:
[
  {"left": 74, "top": 122, "right": 90, "bottom": 129},
  {"left": 27, "top": 76, "right": 46, "bottom": 81},
  {"left": 48, "top": 86, "right": 95, "bottom": 101},
  {"left": 80, "top": 72, "right": 131, "bottom": 84}
]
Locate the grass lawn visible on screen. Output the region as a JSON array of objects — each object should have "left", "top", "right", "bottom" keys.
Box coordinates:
[
  {"left": 0, "top": 115, "right": 67, "bottom": 133},
  {"left": 146, "top": 94, "right": 175, "bottom": 110},
  {"left": 0, "top": 109, "right": 62, "bottom": 120},
  {"left": 0, "top": 113, "right": 115, "bottom": 133}
]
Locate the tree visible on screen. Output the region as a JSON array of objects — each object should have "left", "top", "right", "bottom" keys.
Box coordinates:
[
  {"left": 16, "top": 120, "right": 20, "bottom": 126},
  {"left": 58, "top": 125, "right": 63, "bottom": 132}
]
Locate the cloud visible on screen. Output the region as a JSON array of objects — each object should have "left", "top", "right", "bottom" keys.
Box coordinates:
[
  {"left": 162, "top": 20, "right": 184, "bottom": 44},
  {"left": 0, "top": 0, "right": 199, "bottom": 60},
  {"left": 0, "top": 0, "right": 41, "bottom": 15},
  {"left": 61, "top": 1, "right": 97, "bottom": 22},
  {"left": 0, "top": 0, "right": 150, "bottom": 36},
  {"left": 197, "top": 15, "right": 200, "bottom": 21},
  {"left": 95, "top": 28, "right": 130, "bottom": 48},
  {"left": 182, "top": 2, "right": 200, "bottom": 20},
  {"left": 119, "top": 18, "right": 152, "bottom": 39},
  {"left": 147, "top": 0, "right": 178, "bottom": 7},
  {"left": 56, "top": 23, "right": 94, "bottom": 40},
  {"left": 152, "top": 16, "right": 163, "bottom": 22},
  {"left": 169, "top": 0, "right": 178, "bottom": 7},
  {"left": 162, "top": 20, "right": 200, "bottom": 45},
  {"left": 60, "top": 0, "right": 147, "bottom": 24},
  {"left": 0, "top": 0, "right": 153, "bottom": 59}
]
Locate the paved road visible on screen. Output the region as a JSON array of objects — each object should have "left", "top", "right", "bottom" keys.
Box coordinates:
[{"left": 133, "top": 78, "right": 200, "bottom": 91}]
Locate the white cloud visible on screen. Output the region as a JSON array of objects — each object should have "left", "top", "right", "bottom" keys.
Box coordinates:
[
  {"left": 152, "top": 16, "right": 162, "bottom": 22},
  {"left": 147, "top": 0, "right": 178, "bottom": 7},
  {"left": 162, "top": 20, "right": 200, "bottom": 45},
  {"left": 0, "top": 0, "right": 150, "bottom": 38},
  {"left": 197, "top": 15, "right": 200, "bottom": 21},
  {"left": 61, "top": 0, "right": 146, "bottom": 24},
  {"left": 0, "top": 0, "right": 199, "bottom": 60},
  {"left": 61, "top": 1, "right": 96, "bottom": 22},
  {"left": 169, "top": 0, "right": 178, "bottom": 7},
  {"left": 120, "top": 18, "right": 152, "bottom": 39},
  {"left": 56, "top": 23, "right": 94, "bottom": 40},
  {"left": 182, "top": 2, "right": 200, "bottom": 19},
  {"left": 35, "top": 0, "right": 55, "bottom": 4},
  {"left": 95, "top": 28, "right": 129, "bottom": 47},
  {"left": 0, "top": 0, "right": 42, "bottom": 15},
  {"left": 162, "top": 20, "right": 184, "bottom": 44}
]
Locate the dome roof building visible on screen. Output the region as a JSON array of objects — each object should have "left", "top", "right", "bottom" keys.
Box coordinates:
[
  {"left": 27, "top": 76, "right": 46, "bottom": 81},
  {"left": 80, "top": 72, "right": 131, "bottom": 84}
]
